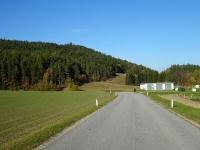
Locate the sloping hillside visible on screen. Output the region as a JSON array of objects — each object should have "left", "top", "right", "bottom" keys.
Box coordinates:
[
  {"left": 160, "top": 64, "right": 200, "bottom": 85},
  {"left": 0, "top": 39, "right": 157, "bottom": 90},
  {"left": 80, "top": 73, "right": 135, "bottom": 92}
]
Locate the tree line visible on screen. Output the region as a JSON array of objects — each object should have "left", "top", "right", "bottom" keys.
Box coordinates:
[
  {"left": 126, "top": 64, "right": 200, "bottom": 86},
  {"left": 0, "top": 39, "right": 157, "bottom": 90},
  {"left": 2, "top": 40, "right": 197, "bottom": 90},
  {"left": 159, "top": 64, "right": 200, "bottom": 86},
  {"left": 125, "top": 65, "right": 159, "bottom": 85}
]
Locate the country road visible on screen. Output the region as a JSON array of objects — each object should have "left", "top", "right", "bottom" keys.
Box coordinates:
[{"left": 43, "top": 93, "right": 200, "bottom": 150}]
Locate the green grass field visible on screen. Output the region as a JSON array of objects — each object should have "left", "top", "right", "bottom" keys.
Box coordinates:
[
  {"left": 0, "top": 91, "right": 115, "bottom": 150},
  {"left": 141, "top": 90, "right": 200, "bottom": 98}
]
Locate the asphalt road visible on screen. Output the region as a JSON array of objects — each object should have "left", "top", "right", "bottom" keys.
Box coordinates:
[{"left": 44, "top": 92, "right": 200, "bottom": 150}]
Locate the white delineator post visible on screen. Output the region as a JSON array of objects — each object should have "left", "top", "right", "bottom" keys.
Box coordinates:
[
  {"left": 115, "top": 92, "right": 118, "bottom": 96},
  {"left": 171, "top": 99, "right": 174, "bottom": 108},
  {"left": 96, "top": 99, "right": 99, "bottom": 107},
  {"left": 147, "top": 92, "right": 149, "bottom": 96}
]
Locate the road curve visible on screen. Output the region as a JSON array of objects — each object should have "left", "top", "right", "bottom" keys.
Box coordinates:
[{"left": 43, "top": 92, "right": 200, "bottom": 150}]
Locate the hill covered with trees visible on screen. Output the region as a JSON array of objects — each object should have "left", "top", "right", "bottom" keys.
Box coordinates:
[
  {"left": 125, "top": 65, "right": 159, "bottom": 85},
  {"left": 0, "top": 39, "right": 158, "bottom": 90},
  {"left": 126, "top": 64, "right": 200, "bottom": 86},
  {"left": 1, "top": 40, "right": 198, "bottom": 90},
  {"left": 160, "top": 64, "right": 200, "bottom": 86}
]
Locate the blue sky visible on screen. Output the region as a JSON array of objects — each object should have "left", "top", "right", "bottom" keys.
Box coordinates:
[{"left": 0, "top": 0, "right": 200, "bottom": 71}]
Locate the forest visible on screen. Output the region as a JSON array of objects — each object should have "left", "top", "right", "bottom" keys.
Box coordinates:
[
  {"left": 1, "top": 39, "right": 199, "bottom": 90},
  {"left": 159, "top": 64, "right": 200, "bottom": 86},
  {"left": 126, "top": 64, "right": 200, "bottom": 86},
  {"left": 0, "top": 39, "right": 158, "bottom": 90}
]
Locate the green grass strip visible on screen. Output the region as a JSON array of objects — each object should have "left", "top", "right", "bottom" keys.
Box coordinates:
[{"left": 149, "top": 93, "right": 200, "bottom": 126}]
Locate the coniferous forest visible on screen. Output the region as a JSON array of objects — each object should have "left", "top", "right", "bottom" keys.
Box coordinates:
[
  {"left": 1, "top": 39, "right": 199, "bottom": 90},
  {"left": 0, "top": 39, "right": 159, "bottom": 90}
]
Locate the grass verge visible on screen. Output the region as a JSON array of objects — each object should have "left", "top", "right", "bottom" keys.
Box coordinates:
[
  {"left": 149, "top": 93, "right": 200, "bottom": 126},
  {"left": 191, "top": 96, "right": 200, "bottom": 101}
]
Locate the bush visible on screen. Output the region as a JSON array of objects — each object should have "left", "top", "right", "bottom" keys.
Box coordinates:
[{"left": 178, "top": 87, "right": 185, "bottom": 91}]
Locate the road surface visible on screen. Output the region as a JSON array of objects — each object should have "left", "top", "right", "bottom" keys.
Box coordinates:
[{"left": 44, "top": 92, "right": 200, "bottom": 150}]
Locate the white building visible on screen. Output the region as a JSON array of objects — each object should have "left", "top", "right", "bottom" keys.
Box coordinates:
[
  {"left": 140, "top": 83, "right": 174, "bottom": 91},
  {"left": 192, "top": 88, "right": 197, "bottom": 92},
  {"left": 195, "top": 85, "right": 200, "bottom": 89}
]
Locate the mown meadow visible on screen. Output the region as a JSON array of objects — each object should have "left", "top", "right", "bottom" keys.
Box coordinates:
[{"left": 0, "top": 91, "right": 115, "bottom": 150}]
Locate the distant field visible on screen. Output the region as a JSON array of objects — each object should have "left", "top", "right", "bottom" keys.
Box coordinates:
[
  {"left": 80, "top": 73, "right": 137, "bottom": 92},
  {"left": 141, "top": 90, "right": 200, "bottom": 107},
  {"left": 160, "top": 94, "right": 200, "bottom": 108},
  {"left": 0, "top": 91, "right": 115, "bottom": 150},
  {"left": 105, "top": 73, "right": 127, "bottom": 85},
  {"left": 80, "top": 82, "right": 134, "bottom": 91}
]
